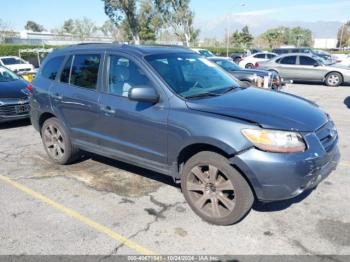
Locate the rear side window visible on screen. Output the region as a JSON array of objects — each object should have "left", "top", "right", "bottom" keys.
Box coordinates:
[
  {"left": 280, "top": 56, "right": 297, "bottom": 65},
  {"left": 267, "top": 54, "right": 276, "bottom": 59},
  {"left": 60, "top": 54, "right": 101, "bottom": 89},
  {"left": 300, "top": 56, "right": 317, "bottom": 65},
  {"left": 42, "top": 56, "right": 64, "bottom": 80}
]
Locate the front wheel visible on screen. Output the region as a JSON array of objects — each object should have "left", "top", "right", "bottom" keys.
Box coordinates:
[
  {"left": 325, "top": 72, "right": 342, "bottom": 87},
  {"left": 245, "top": 63, "right": 254, "bottom": 69},
  {"left": 41, "top": 117, "right": 79, "bottom": 165},
  {"left": 181, "top": 152, "right": 254, "bottom": 226}
]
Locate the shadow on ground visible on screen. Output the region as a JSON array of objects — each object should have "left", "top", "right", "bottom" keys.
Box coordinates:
[
  {"left": 344, "top": 97, "right": 350, "bottom": 108},
  {"left": 253, "top": 189, "right": 313, "bottom": 212},
  {"left": 0, "top": 119, "right": 31, "bottom": 130}
]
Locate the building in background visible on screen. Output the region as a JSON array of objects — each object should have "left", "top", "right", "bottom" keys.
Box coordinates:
[{"left": 313, "top": 38, "right": 338, "bottom": 49}]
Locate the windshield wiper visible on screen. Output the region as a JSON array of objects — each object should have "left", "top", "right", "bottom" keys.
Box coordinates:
[
  {"left": 221, "top": 86, "right": 238, "bottom": 94},
  {"left": 185, "top": 92, "right": 221, "bottom": 99}
]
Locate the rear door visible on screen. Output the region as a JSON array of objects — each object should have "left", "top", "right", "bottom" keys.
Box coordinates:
[{"left": 50, "top": 52, "right": 103, "bottom": 146}]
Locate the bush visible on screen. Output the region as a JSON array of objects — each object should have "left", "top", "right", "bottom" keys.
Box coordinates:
[
  {"left": 201, "top": 47, "right": 245, "bottom": 56},
  {"left": 0, "top": 44, "right": 62, "bottom": 62}
]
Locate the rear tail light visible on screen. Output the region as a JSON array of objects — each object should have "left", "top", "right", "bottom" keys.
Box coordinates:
[
  {"left": 336, "top": 60, "right": 342, "bottom": 63},
  {"left": 26, "top": 83, "right": 33, "bottom": 92},
  {"left": 255, "top": 62, "right": 260, "bottom": 68}
]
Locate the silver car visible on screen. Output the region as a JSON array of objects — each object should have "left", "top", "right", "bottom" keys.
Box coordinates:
[{"left": 258, "top": 53, "right": 350, "bottom": 86}]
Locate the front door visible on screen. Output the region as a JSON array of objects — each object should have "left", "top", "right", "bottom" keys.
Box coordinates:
[{"left": 97, "top": 54, "right": 169, "bottom": 173}]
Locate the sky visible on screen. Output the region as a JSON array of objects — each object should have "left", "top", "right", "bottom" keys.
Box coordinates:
[{"left": 0, "top": 0, "right": 349, "bottom": 38}]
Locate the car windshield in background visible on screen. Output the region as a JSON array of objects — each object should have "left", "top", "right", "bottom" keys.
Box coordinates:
[
  {"left": 198, "top": 50, "right": 215, "bottom": 57},
  {"left": 215, "top": 59, "right": 242, "bottom": 71},
  {"left": 1, "top": 57, "right": 26, "bottom": 65},
  {"left": 146, "top": 53, "right": 240, "bottom": 99},
  {"left": 0, "top": 67, "right": 19, "bottom": 82}
]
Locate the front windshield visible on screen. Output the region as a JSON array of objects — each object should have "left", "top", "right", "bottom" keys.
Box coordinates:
[
  {"left": 146, "top": 53, "right": 240, "bottom": 98},
  {"left": 0, "top": 67, "right": 19, "bottom": 82},
  {"left": 198, "top": 50, "right": 215, "bottom": 57},
  {"left": 1, "top": 57, "right": 26, "bottom": 65},
  {"left": 214, "top": 59, "right": 242, "bottom": 71}
]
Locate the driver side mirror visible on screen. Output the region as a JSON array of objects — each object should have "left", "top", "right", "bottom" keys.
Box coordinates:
[
  {"left": 128, "top": 86, "right": 159, "bottom": 104},
  {"left": 313, "top": 62, "right": 320, "bottom": 67}
]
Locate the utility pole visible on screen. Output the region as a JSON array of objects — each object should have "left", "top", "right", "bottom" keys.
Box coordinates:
[{"left": 226, "top": 28, "right": 229, "bottom": 58}]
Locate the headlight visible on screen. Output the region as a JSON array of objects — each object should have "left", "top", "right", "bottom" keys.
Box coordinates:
[{"left": 241, "top": 129, "right": 306, "bottom": 153}]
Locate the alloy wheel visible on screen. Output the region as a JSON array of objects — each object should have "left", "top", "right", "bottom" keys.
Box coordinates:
[
  {"left": 327, "top": 74, "right": 340, "bottom": 86},
  {"left": 43, "top": 124, "right": 65, "bottom": 160},
  {"left": 185, "top": 164, "right": 235, "bottom": 218}
]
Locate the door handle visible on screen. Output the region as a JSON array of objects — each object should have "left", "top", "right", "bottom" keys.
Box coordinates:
[
  {"left": 53, "top": 93, "right": 63, "bottom": 100},
  {"left": 101, "top": 105, "right": 116, "bottom": 115}
]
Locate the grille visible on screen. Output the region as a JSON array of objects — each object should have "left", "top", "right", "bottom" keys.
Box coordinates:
[
  {"left": 316, "top": 121, "right": 338, "bottom": 152},
  {"left": 0, "top": 103, "right": 29, "bottom": 116}
]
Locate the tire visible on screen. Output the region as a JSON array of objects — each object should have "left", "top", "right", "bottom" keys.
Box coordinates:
[
  {"left": 181, "top": 151, "right": 254, "bottom": 226},
  {"left": 41, "top": 117, "right": 79, "bottom": 165},
  {"left": 325, "top": 72, "right": 343, "bottom": 87},
  {"left": 245, "top": 63, "right": 254, "bottom": 69}
]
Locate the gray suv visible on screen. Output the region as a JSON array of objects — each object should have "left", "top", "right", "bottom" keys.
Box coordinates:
[{"left": 30, "top": 44, "right": 340, "bottom": 225}]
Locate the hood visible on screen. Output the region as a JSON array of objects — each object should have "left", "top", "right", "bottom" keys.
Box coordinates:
[
  {"left": 5, "top": 64, "right": 34, "bottom": 71},
  {"left": 186, "top": 87, "right": 328, "bottom": 132},
  {"left": 0, "top": 79, "right": 29, "bottom": 99},
  {"left": 232, "top": 68, "right": 269, "bottom": 77}
]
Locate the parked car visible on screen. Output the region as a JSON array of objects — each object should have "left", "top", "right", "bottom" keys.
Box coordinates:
[
  {"left": 230, "top": 48, "right": 262, "bottom": 63},
  {"left": 191, "top": 48, "right": 216, "bottom": 58},
  {"left": 258, "top": 53, "right": 350, "bottom": 86},
  {"left": 337, "top": 55, "right": 350, "bottom": 67},
  {"left": 0, "top": 66, "right": 31, "bottom": 123},
  {"left": 0, "top": 56, "right": 35, "bottom": 73},
  {"left": 239, "top": 52, "right": 277, "bottom": 69},
  {"left": 272, "top": 47, "right": 335, "bottom": 63},
  {"left": 208, "top": 57, "right": 282, "bottom": 90},
  {"left": 31, "top": 44, "right": 339, "bottom": 225}
]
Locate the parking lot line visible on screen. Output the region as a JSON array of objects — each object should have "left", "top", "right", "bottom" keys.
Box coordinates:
[
  {"left": 0, "top": 174, "right": 156, "bottom": 255},
  {"left": 340, "top": 161, "right": 350, "bottom": 169}
]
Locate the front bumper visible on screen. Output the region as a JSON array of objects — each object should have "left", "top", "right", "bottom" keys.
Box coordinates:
[
  {"left": 0, "top": 98, "right": 30, "bottom": 123},
  {"left": 231, "top": 129, "right": 340, "bottom": 201}
]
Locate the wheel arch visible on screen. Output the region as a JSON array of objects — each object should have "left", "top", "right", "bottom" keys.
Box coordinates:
[
  {"left": 38, "top": 112, "right": 57, "bottom": 134},
  {"left": 325, "top": 71, "right": 343, "bottom": 81}
]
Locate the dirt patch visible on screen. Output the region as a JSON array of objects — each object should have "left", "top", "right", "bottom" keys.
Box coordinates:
[
  {"left": 317, "top": 219, "right": 350, "bottom": 246},
  {"left": 16, "top": 151, "right": 164, "bottom": 198}
]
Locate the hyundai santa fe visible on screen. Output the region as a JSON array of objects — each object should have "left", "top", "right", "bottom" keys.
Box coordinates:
[{"left": 30, "top": 44, "right": 340, "bottom": 225}]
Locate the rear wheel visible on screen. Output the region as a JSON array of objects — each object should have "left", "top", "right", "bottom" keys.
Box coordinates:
[
  {"left": 325, "top": 72, "right": 342, "bottom": 87},
  {"left": 41, "top": 117, "right": 79, "bottom": 165},
  {"left": 181, "top": 152, "right": 254, "bottom": 225}
]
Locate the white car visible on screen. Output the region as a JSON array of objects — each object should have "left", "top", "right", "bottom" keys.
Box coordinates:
[
  {"left": 239, "top": 52, "right": 277, "bottom": 69},
  {"left": 337, "top": 55, "right": 350, "bottom": 67},
  {"left": 0, "top": 56, "right": 35, "bottom": 73}
]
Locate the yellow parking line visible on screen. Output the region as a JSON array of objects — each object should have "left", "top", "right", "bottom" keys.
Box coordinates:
[
  {"left": 339, "top": 161, "right": 350, "bottom": 168},
  {"left": 0, "top": 174, "right": 155, "bottom": 255}
]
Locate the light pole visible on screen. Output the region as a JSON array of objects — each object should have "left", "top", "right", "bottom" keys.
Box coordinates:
[{"left": 226, "top": 28, "right": 229, "bottom": 58}]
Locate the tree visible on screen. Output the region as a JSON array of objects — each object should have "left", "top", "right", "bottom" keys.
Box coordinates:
[
  {"left": 260, "top": 26, "right": 312, "bottom": 48},
  {"left": 230, "top": 25, "right": 253, "bottom": 48},
  {"left": 337, "top": 21, "right": 350, "bottom": 48},
  {"left": 0, "top": 19, "right": 16, "bottom": 43},
  {"left": 161, "top": 0, "right": 199, "bottom": 46},
  {"left": 25, "top": 20, "right": 45, "bottom": 32},
  {"left": 100, "top": 20, "right": 127, "bottom": 41},
  {"left": 102, "top": 0, "right": 141, "bottom": 44},
  {"left": 63, "top": 19, "right": 75, "bottom": 34},
  {"left": 73, "top": 17, "right": 98, "bottom": 40}
]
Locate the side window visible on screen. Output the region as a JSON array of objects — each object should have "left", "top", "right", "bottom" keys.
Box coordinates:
[
  {"left": 41, "top": 56, "right": 65, "bottom": 80},
  {"left": 280, "top": 56, "right": 297, "bottom": 65},
  {"left": 300, "top": 56, "right": 317, "bottom": 66},
  {"left": 70, "top": 54, "right": 100, "bottom": 89},
  {"left": 254, "top": 54, "right": 265, "bottom": 59},
  {"left": 108, "top": 55, "right": 152, "bottom": 97},
  {"left": 60, "top": 56, "right": 73, "bottom": 83},
  {"left": 267, "top": 54, "right": 276, "bottom": 59}
]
